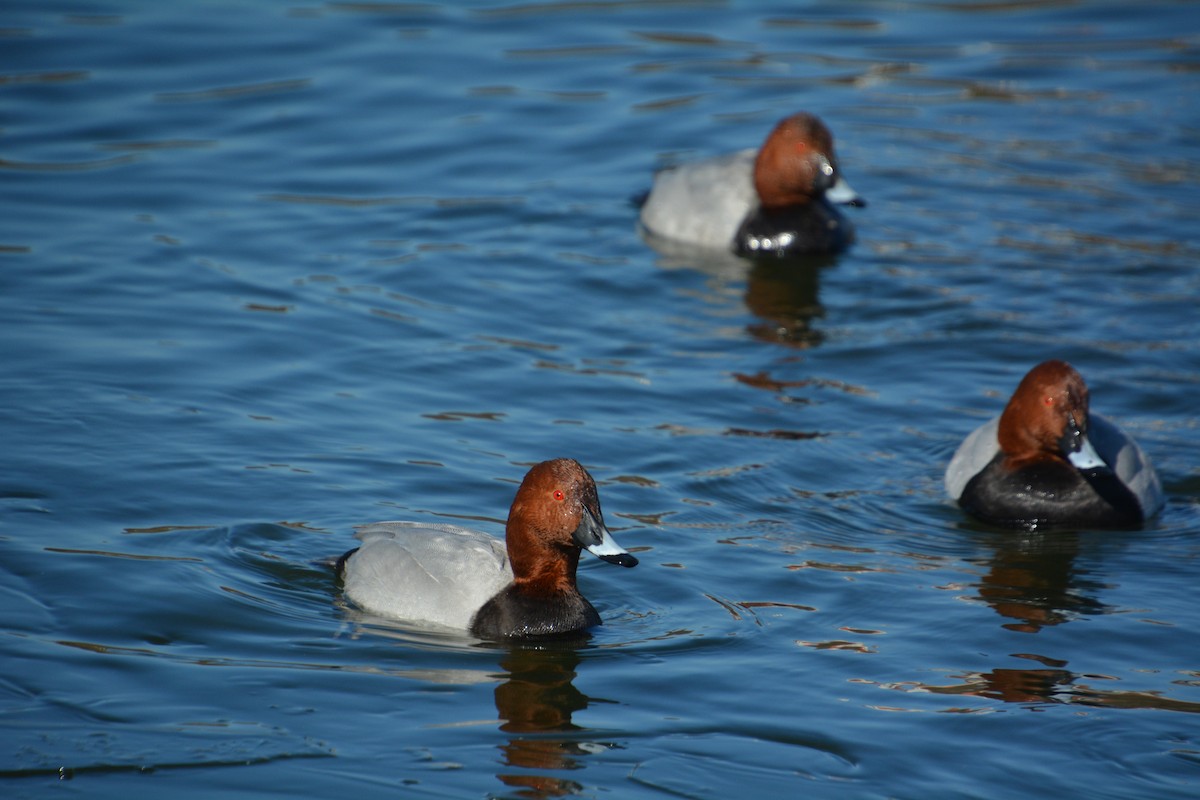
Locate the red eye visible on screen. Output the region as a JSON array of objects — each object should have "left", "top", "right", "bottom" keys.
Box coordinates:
[
  {"left": 1044, "top": 396, "right": 1054, "bottom": 406},
  {"left": 553, "top": 489, "right": 565, "bottom": 502}
]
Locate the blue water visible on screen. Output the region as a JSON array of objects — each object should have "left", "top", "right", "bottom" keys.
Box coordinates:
[{"left": 2, "top": 1, "right": 1198, "bottom": 797}]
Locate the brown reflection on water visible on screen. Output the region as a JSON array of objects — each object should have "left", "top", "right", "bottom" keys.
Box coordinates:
[
  {"left": 733, "top": 371, "right": 873, "bottom": 397},
  {"left": 922, "top": 533, "right": 1100, "bottom": 703},
  {"left": 648, "top": 239, "right": 835, "bottom": 350},
  {"left": 919, "top": 669, "right": 1200, "bottom": 714},
  {"left": 742, "top": 256, "right": 833, "bottom": 348},
  {"left": 970, "top": 532, "right": 1105, "bottom": 634},
  {"left": 899, "top": 532, "right": 1200, "bottom": 713},
  {"left": 492, "top": 646, "right": 605, "bottom": 799},
  {"left": 926, "top": 667, "right": 1076, "bottom": 704}
]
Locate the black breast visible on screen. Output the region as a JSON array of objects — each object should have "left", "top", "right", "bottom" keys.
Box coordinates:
[
  {"left": 960, "top": 454, "right": 1144, "bottom": 531},
  {"left": 734, "top": 200, "right": 853, "bottom": 258},
  {"left": 469, "top": 585, "right": 601, "bottom": 641}
]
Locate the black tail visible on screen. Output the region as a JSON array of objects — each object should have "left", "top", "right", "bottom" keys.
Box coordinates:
[{"left": 333, "top": 547, "right": 359, "bottom": 580}]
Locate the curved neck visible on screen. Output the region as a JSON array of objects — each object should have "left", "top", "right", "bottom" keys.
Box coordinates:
[{"left": 506, "top": 518, "right": 580, "bottom": 596}]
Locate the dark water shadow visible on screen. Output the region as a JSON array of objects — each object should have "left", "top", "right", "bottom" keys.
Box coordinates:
[
  {"left": 490, "top": 643, "right": 614, "bottom": 798},
  {"left": 646, "top": 234, "right": 840, "bottom": 350},
  {"left": 333, "top": 590, "right": 620, "bottom": 796},
  {"left": 917, "top": 530, "right": 1200, "bottom": 713},
  {"left": 968, "top": 531, "right": 1107, "bottom": 635},
  {"left": 742, "top": 254, "right": 836, "bottom": 348}
]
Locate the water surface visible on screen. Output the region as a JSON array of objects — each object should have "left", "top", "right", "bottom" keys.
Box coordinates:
[{"left": 2, "top": 1, "right": 1198, "bottom": 797}]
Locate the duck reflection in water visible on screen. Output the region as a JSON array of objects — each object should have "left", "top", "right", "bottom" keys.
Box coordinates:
[
  {"left": 926, "top": 532, "right": 1106, "bottom": 705},
  {"left": 920, "top": 532, "right": 1200, "bottom": 711},
  {"left": 742, "top": 254, "right": 836, "bottom": 348},
  {"left": 927, "top": 665, "right": 1078, "bottom": 705},
  {"left": 493, "top": 644, "right": 614, "bottom": 799},
  {"left": 971, "top": 531, "right": 1106, "bottom": 635},
  {"left": 648, "top": 242, "right": 837, "bottom": 349}
]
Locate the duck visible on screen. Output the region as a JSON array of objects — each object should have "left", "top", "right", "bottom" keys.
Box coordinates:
[
  {"left": 945, "top": 360, "right": 1163, "bottom": 531},
  {"left": 638, "top": 111, "right": 864, "bottom": 258},
  {"left": 337, "top": 458, "right": 638, "bottom": 640}
]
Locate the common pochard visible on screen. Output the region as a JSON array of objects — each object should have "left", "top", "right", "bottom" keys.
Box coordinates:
[
  {"left": 638, "top": 112, "right": 864, "bottom": 258},
  {"left": 945, "top": 360, "right": 1163, "bottom": 530},
  {"left": 337, "top": 458, "right": 638, "bottom": 639}
]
